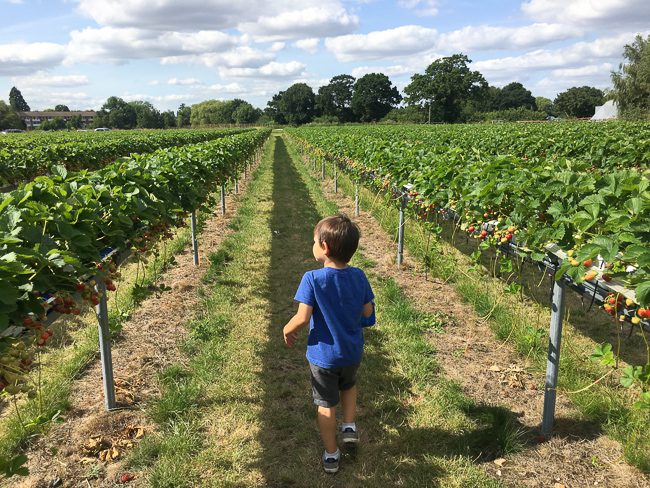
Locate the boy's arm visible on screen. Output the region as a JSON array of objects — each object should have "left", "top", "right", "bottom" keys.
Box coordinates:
[
  {"left": 283, "top": 303, "right": 313, "bottom": 348},
  {"left": 360, "top": 301, "right": 376, "bottom": 327}
]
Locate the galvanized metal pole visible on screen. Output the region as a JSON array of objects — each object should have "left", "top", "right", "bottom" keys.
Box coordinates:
[
  {"left": 220, "top": 184, "right": 226, "bottom": 216},
  {"left": 541, "top": 276, "right": 566, "bottom": 437},
  {"left": 355, "top": 182, "right": 360, "bottom": 217},
  {"left": 190, "top": 211, "right": 199, "bottom": 266},
  {"left": 94, "top": 278, "right": 116, "bottom": 410},
  {"left": 321, "top": 160, "right": 325, "bottom": 180},
  {"left": 397, "top": 195, "right": 406, "bottom": 267},
  {"left": 334, "top": 164, "right": 338, "bottom": 193}
]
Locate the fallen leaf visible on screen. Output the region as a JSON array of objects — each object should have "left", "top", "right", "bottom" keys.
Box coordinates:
[
  {"left": 489, "top": 365, "right": 501, "bottom": 372},
  {"left": 494, "top": 458, "right": 506, "bottom": 467},
  {"left": 554, "top": 483, "right": 565, "bottom": 488}
]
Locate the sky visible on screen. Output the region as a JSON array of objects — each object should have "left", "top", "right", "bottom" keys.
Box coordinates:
[{"left": 0, "top": 0, "right": 648, "bottom": 112}]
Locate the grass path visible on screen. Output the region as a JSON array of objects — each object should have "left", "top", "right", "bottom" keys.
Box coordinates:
[{"left": 139, "top": 132, "right": 508, "bottom": 487}]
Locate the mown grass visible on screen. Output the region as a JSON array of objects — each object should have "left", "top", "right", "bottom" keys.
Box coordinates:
[
  {"left": 0, "top": 189, "right": 221, "bottom": 463},
  {"left": 133, "top": 134, "right": 510, "bottom": 487},
  {"left": 313, "top": 146, "right": 650, "bottom": 473}
]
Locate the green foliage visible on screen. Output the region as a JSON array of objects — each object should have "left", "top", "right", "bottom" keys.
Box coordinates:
[
  {"left": 471, "top": 107, "right": 547, "bottom": 122},
  {"left": 611, "top": 34, "right": 650, "bottom": 119},
  {"left": 404, "top": 54, "right": 487, "bottom": 123},
  {"left": 496, "top": 82, "right": 536, "bottom": 110},
  {"left": 316, "top": 74, "right": 356, "bottom": 123},
  {"left": 553, "top": 86, "right": 604, "bottom": 118},
  {"left": 129, "top": 100, "right": 162, "bottom": 129},
  {"left": 94, "top": 96, "right": 136, "bottom": 129},
  {"left": 0, "top": 130, "right": 269, "bottom": 345},
  {"left": 190, "top": 99, "right": 254, "bottom": 126},
  {"left": 38, "top": 117, "right": 67, "bottom": 131},
  {"left": 8, "top": 87, "right": 29, "bottom": 112},
  {"left": 232, "top": 102, "right": 260, "bottom": 124},
  {"left": 176, "top": 103, "right": 192, "bottom": 128},
  {"left": 54, "top": 105, "right": 70, "bottom": 112},
  {"left": 0, "top": 454, "right": 28, "bottom": 478},
  {"left": 0, "top": 101, "right": 22, "bottom": 130},
  {"left": 352, "top": 73, "right": 401, "bottom": 122},
  {"left": 0, "top": 127, "right": 252, "bottom": 187},
  {"left": 382, "top": 106, "right": 427, "bottom": 124},
  {"left": 590, "top": 343, "right": 616, "bottom": 367},
  {"left": 277, "top": 83, "right": 316, "bottom": 125},
  {"left": 535, "top": 96, "right": 554, "bottom": 115}
]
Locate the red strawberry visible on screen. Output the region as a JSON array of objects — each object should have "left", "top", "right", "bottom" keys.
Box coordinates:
[
  {"left": 480, "top": 230, "right": 488, "bottom": 237},
  {"left": 583, "top": 259, "right": 593, "bottom": 267},
  {"left": 602, "top": 273, "right": 612, "bottom": 282},
  {"left": 468, "top": 226, "right": 475, "bottom": 233}
]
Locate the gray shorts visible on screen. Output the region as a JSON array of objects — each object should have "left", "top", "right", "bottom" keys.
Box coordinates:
[{"left": 309, "top": 362, "right": 360, "bottom": 408}]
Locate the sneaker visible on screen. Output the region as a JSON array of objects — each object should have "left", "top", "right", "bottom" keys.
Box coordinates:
[
  {"left": 341, "top": 427, "right": 359, "bottom": 444},
  {"left": 323, "top": 453, "right": 339, "bottom": 474}
]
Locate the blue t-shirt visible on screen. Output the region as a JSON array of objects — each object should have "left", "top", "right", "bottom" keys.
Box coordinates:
[{"left": 294, "top": 266, "right": 375, "bottom": 368}]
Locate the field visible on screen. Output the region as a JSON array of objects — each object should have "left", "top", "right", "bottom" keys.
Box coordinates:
[{"left": 0, "top": 123, "right": 648, "bottom": 487}]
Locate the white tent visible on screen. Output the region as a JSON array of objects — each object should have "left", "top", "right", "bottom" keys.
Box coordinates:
[{"left": 591, "top": 100, "right": 618, "bottom": 120}]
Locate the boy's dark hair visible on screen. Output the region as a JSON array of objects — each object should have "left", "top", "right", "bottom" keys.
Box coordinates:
[{"left": 314, "top": 214, "right": 360, "bottom": 263}]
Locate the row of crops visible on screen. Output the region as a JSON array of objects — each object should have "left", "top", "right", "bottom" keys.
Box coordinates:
[
  {"left": 0, "top": 128, "right": 270, "bottom": 395},
  {"left": 0, "top": 128, "right": 253, "bottom": 187},
  {"left": 287, "top": 123, "right": 650, "bottom": 309}
]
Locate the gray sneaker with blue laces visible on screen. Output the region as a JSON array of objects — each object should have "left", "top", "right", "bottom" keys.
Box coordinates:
[
  {"left": 322, "top": 452, "right": 339, "bottom": 473},
  {"left": 341, "top": 427, "right": 359, "bottom": 444}
]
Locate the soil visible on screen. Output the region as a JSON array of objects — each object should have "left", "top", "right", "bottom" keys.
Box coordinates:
[
  {"left": 318, "top": 176, "right": 650, "bottom": 488},
  {"left": 6, "top": 167, "right": 257, "bottom": 488}
]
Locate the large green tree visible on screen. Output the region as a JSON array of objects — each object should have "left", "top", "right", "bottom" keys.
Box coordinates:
[
  {"left": 265, "top": 92, "right": 286, "bottom": 124},
  {"left": 404, "top": 54, "right": 487, "bottom": 123},
  {"left": 176, "top": 104, "right": 191, "bottom": 127},
  {"left": 553, "top": 86, "right": 604, "bottom": 118},
  {"left": 129, "top": 101, "right": 162, "bottom": 129},
  {"left": 316, "top": 74, "right": 356, "bottom": 123},
  {"left": 277, "top": 83, "right": 316, "bottom": 125},
  {"left": 0, "top": 101, "right": 23, "bottom": 130},
  {"left": 9, "top": 87, "right": 30, "bottom": 112},
  {"left": 232, "top": 102, "right": 260, "bottom": 124},
  {"left": 54, "top": 104, "right": 70, "bottom": 112},
  {"left": 497, "top": 82, "right": 536, "bottom": 110},
  {"left": 611, "top": 34, "right": 650, "bottom": 118},
  {"left": 535, "top": 96, "right": 554, "bottom": 115},
  {"left": 351, "top": 73, "right": 401, "bottom": 122},
  {"left": 94, "top": 96, "right": 137, "bottom": 129},
  {"left": 190, "top": 99, "right": 248, "bottom": 126}
]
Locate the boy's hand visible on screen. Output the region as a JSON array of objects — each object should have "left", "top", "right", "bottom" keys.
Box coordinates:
[{"left": 283, "top": 325, "right": 298, "bottom": 348}]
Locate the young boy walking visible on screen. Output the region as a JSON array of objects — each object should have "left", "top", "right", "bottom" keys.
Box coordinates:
[{"left": 283, "top": 214, "right": 375, "bottom": 474}]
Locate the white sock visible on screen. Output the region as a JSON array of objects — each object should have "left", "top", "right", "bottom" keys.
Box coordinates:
[
  {"left": 341, "top": 422, "right": 356, "bottom": 431},
  {"left": 324, "top": 449, "right": 340, "bottom": 460}
]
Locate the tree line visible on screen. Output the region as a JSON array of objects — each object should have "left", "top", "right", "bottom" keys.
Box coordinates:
[{"left": 1, "top": 34, "right": 648, "bottom": 131}]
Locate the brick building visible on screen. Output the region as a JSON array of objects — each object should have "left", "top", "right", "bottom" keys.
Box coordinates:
[{"left": 18, "top": 111, "right": 96, "bottom": 130}]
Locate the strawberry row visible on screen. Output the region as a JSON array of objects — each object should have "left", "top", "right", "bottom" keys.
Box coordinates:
[
  {"left": 0, "top": 128, "right": 270, "bottom": 395},
  {"left": 0, "top": 128, "right": 252, "bottom": 187},
  {"left": 287, "top": 126, "right": 649, "bottom": 307}
]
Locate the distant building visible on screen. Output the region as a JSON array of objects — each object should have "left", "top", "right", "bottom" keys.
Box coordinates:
[{"left": 18, "top": 111, "right": 96, "bottom": 130}]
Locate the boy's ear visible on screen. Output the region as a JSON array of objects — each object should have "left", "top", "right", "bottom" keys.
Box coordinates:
[{"left": 320, "top": 240, "right": 330, "bottom": 256}]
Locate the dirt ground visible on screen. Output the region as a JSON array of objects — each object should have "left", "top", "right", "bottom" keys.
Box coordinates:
[
  {"left": 318, "top": 175, "right": 650, "bottom": 488},
  {"left": 5, "top": 164, "right": 259, "bottom": 488}
]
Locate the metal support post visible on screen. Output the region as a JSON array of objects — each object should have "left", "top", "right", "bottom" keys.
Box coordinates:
[
  {"left": 334, "top": 164, "right": 338, "bottom": 193},
  {"left": 221, "top": 184, "right": 226, "bottom": 216},
  {"left": 355, "top": 181, "right": 360, "bottom": 217},
  {"left": 541, "top": 276, "right": 566, "bottom": 437},
  {"left": 321, "top": 160, "right": 325, "bottom": 180},
  {"left": 95, "top": 278, "right": 116, "bottom": 410},
  {"left": 235, "top": 178, "right": 239, "bottom": 194},
  {"left": 190, "top": 211, "right": 199, "bottom": 266},
  {"left": 397, "top": 195, "right": 406, "bottom": 267}
]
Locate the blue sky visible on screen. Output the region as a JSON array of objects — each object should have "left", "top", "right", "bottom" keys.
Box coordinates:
[{"left": 0, "top": 0, "right": 648, "bottom": 112}]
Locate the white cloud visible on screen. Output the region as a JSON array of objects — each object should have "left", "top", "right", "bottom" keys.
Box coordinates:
[
  {"left": 219, "top": 61, "right": 306, "bottom": 79},
  {"left": 66, "top": 27, "right": 236, "bottom": 64},
  {"left": 0, "top": 42, "right": 67, "bottom": 75},
  {"left": 551, "top": 63, "right": 614, "bottom": 78},
  {"left": 20, "top": 90, "right": 103, "bottom": 111},
  {"left": 398, "top": 0, "right": 440, "bottom": 16},
  {"left": 207, "top": 82, "right": 246, "bottom": 93},
  {"left": 440, "top": 23, "right": 577, "bottom": 51},
  {"left": 522, "top": 0, "right": 650, "bottom": 28},
  {"left": 11, "top": 72, "right": 90, "bottom": 88},
  {"left": 294, "top": 38, "right": 319, "bottom": 54},
  {"left": 351, "top": 64, "right": 414, "bottom": 78},
  {"left": 474, "top": 32, "right": 639, "bottom": 80},
  {"left": 162, "top": 46, "right": 276, "bottom": 69},
  {"left": 240, "top": 6, "right": 358, "bottom": 41},
  {"left": 168, "top": 78, "right": 202, "bottom": 86},
  {"left": 7, "top": 0, "right": 25, "bottom": 4},
  {"left": 326, "top": 25, "right": 438, "bottom": 62}
]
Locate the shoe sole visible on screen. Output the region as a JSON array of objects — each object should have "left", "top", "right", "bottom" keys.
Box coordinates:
[{"left": 324, "top": 466, "right": 339, "bottom": 474}]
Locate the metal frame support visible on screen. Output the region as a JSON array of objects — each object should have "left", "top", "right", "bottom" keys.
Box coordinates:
[
  {"left": 334, "top": 164, "right": 338, "bottom": 193},
  {"left": 355, "top": 181, "right": 360, "bottom": 217},
  {"left": 220, "top": 184, "right": 226, "bottom": 216},
  {"left": 541, "top": 275, "right": 566, "bottom": 437},
  {"left": 397, "top": 195, "right": 406, "bottom": 267},
  {"left": 190, "top": 211, "right": 199, "bottom": 266},
  {"left": 94, "top": 278, "right": 116, "bottom": 410},
  {"left": 321, "top": 160, "right": 325, "bottom": 180}
]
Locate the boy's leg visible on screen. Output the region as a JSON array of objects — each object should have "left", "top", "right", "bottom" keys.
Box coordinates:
[
  {"left": 317, "top": 405, "right": 338, "bottom": 454},
  {"left": 340, "top": 384, "right": 357, "bottom": 423}
]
